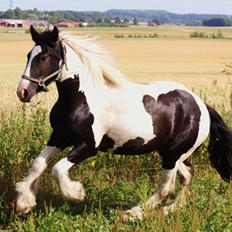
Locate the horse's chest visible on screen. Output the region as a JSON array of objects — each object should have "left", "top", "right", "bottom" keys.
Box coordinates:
[{"left": 50, "top": 98, "right": 95, "bottom": 146}]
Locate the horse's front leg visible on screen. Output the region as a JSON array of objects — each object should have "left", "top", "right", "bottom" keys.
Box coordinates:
[
  {"left": 16, "top": 146, "right": 60, "bottom": 215},
  {"left": 52, "top": 142, "right": 97, "bottom": 201}
]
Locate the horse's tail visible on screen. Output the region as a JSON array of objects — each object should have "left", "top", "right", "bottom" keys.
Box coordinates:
[{"left": 207, "top": 105, "right": 232, "bottom": 181}]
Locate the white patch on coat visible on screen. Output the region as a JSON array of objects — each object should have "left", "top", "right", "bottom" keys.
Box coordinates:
[
  {"left": 52, "top": 158, "right": 85, "bottom": 200},
  {"left": 17, "top": 45, "right": 42, "bottom": 91},
  {"left": 17, "top": 78, "right": 31, "bottom": 91},
  {"left": 23, "top": 45, "right": 42, "bottom": 77},
  {"left": 177, "top": 162, "right": 193, "bottom": 185},
  {"left": 16, "top": 146, "right": 60, "bottom": 215}
]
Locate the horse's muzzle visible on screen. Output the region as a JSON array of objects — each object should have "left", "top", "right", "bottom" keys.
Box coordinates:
[{"left": 17, "top": 85, "right": 35, "bottom": 102}]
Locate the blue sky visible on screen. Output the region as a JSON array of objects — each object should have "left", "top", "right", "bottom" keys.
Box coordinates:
[{"left": 0, "top": 0, "right": 232, "bottom": 14}]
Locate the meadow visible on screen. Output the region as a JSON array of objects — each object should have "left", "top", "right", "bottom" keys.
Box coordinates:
[{"left": 0, "top": 25, "right": 232, "bottom": 231}]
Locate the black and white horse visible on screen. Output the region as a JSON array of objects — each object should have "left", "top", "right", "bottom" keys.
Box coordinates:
[{"left": 16, "top": 26, "right": 232, "bottom": 219}]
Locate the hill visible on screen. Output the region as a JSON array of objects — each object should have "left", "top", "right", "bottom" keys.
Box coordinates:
[{"left": 105, "top": 9, "right": 230, "bottom": 25}]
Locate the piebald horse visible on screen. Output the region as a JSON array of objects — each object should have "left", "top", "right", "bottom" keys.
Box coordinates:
[{"left": 16, "top": 26, "right": 232, "bottom": 219}]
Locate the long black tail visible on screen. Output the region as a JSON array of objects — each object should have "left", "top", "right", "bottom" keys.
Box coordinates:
[{"left": 207, "top": 105, "right": 232, "bottom": 181}]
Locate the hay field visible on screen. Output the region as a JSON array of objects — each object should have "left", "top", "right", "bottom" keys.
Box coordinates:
[
  {"left": 0, "top": 26, "right": 232, "bottom": 231},
  {"left": 0, "top": 26, "right": 232, "bottom": 110}
]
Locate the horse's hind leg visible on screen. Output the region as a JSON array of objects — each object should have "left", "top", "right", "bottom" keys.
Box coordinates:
[
  {"left": 162, "top": 161, "right": 194, "bottom": 214},
  {"left": 123, "top": 152, "right": 195, "bottom": 220},
  {"left": 123, "top": 167, "right": 178, "bottom": 220},
  {"left": 16, "top": 146, "right": 60, "bottom": 215}
]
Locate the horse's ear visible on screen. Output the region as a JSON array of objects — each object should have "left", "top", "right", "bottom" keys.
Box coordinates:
[
  {"left": 30, "top": 25, "right": 40, "bottom": 43},
  {"left": 50, "top": 26, "right": 59, "bottom": 43}
]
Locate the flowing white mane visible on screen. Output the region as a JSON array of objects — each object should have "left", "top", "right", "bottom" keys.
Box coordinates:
[{"left": 59, "top": 33, "right": 128, "bottom": 88}]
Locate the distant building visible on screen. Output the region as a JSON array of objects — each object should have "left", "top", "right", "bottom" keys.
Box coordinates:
[
  {"left": 0, "top": 19, "right": 48, "bottom": 28},
  {"left": 0, "top": 19, "right": 7, "bottom": 27},
  {"left": 138, "top": 22, "right": 147, "bottom": 26},
  {"left": 0, "top": 19, "right": 23, "bottom": 27},
  {"left": 148, "top": 22, "right": 159, "bottom": 27},
  {"left": 80, "top": 22, "right": 88, "bottom": 27},
  {"left": 24, "top": 20, "right": 49, "bottom": 28},
  {"left": 57, "top": 21, "right": 80, "bottom": 28}
]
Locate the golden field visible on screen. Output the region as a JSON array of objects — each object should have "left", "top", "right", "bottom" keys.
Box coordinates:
[{"left": 0, "top": 25, "right": 231, "bottom": 113}]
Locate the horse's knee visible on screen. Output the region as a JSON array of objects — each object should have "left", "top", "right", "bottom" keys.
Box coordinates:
[{"left": 52, "top": 157, "right": 74, "bottom": 180}]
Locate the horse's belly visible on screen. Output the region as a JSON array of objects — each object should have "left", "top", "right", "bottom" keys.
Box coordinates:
[{"left": 106, "top": 108, "right": 157, "bottom": 153}]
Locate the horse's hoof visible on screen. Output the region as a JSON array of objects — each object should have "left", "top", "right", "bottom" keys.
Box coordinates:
[{"left": 121, "top": 206, "right": 143, "bottom": 222}]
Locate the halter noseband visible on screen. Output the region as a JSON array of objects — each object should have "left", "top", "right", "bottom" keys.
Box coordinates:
[{"left": 22, "top": 43, "right": 68, "bottom": 92}]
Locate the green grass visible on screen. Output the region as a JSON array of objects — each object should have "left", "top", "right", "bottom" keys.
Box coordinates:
[{"left": 0, "top": 91, "right": 231, "bottom": 231}]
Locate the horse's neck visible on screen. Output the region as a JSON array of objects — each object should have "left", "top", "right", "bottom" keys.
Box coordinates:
[
  {"left": 58, "top": 42, "right": 126, "bottom": 107},
  {"left": 56, "top": 78, "right": 80, "bottom": 102},
  {"left": 61, "top": 44, "right": 84, "bottom": 81}
]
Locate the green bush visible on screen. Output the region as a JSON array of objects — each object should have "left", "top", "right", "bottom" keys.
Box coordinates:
[
  {"left": 190, "top": 30, "right": 224, "bottom": 39},
  {"left": 114, "top": 33, "right": 159, "bottom": 39}
]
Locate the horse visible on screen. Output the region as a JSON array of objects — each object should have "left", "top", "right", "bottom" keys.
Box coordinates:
[{"left": 16, "top": 25, "right": 232, "bottom": 220}]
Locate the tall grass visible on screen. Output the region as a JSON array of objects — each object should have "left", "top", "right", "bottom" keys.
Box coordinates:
[{"left": 0, "top": 87, "right": 232, "bottom": 231}]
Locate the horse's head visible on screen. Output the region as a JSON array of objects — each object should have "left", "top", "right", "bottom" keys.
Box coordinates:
[{"left": 17, "top": 25, "right": 64, "bottom": 102}]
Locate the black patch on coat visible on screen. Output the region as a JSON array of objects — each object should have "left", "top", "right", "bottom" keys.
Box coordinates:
[
  {"left": 67, "top": 141, "right": 98, "bottom": 164},
  {"left": 98, "top": 135, "right": 115, "bottom": 152},
  {"left": 48, "top": 77, "right": 95, "bottom": 151},
  {"left": 114, "top": 137, "right": 145, "bottom": 154},
  {"left": 142, "top": 89, "right": 201, "bottom": 169},
  {"left": 114, "top": 137, "right": 163, "bottom": 155}
]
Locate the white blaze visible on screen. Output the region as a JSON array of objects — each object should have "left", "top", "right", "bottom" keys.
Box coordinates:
[
  {"left": 23, "top": 45, "right": 42, "bottom": 77},
  {"left": 19, "top": 45, "right": 42, "bottom": 89}
]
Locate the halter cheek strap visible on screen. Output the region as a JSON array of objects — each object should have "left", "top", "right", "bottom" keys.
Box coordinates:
[{"left": 22, "top": 69, "right": 63, "bottom": 92}]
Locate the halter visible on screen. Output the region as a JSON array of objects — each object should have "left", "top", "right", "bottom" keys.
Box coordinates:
[{"left": 22, "top": 43, "right": 68, "bottom": 92}]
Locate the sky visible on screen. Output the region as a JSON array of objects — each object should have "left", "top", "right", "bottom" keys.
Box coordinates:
[{"left": 0, "top": 0, "right": 232, "bottom": 15}]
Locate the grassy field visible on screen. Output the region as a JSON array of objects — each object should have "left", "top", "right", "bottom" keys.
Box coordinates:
[{"left": 0, "top": 26, "right": 232, "bottom": 231}]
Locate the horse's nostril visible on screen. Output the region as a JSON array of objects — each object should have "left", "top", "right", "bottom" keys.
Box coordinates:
[{"left": 22, "top": 89, "right": 29, "bottom": 98}]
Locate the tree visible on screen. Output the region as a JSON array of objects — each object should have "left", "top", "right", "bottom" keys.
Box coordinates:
[
  {"left": 123, "top": 18, "right": 130, "bottom": 24},
  {"left": 115, "top": 17, "right": 121, "bottom": 24},
  {"left": 15, "top": 7, "right": 23, "bottom": 19},
  {"left": 133, "top": 17, "right": 138, "bottom": 25},
  {"left": 203, "top": 18, "right": 232, "bottom": 27},
  {"left": 28, "top": 13, "right": 39, "bottom": 20},
  {"left": 3, "top": 9, "right": 15, "bottom": 19}
]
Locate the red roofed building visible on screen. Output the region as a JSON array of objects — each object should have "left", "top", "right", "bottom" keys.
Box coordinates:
[
  {"left": 57, "top": 21, "right": 80, "bottom": 28},
  {"left": 0, "top": 19, "right": 23, "bottom": 27},
  {"left": 0, "top": 19, "right": 7, "bottom": 27}
]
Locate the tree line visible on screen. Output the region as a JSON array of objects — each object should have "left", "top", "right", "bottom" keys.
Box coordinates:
[
  {"left": 0, "top": 7, "right": 112, "bottom": 24},
  {"left": 0, "top": 7, "right": 231, "bottom": 27},
  {"left": 203, "top": 18, "right": 232, "bottom": 27}
]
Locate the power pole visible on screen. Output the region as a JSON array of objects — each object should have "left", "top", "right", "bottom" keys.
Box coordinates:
[{"left": 9, "top": 0, "right": 13, "bottom": 9}]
